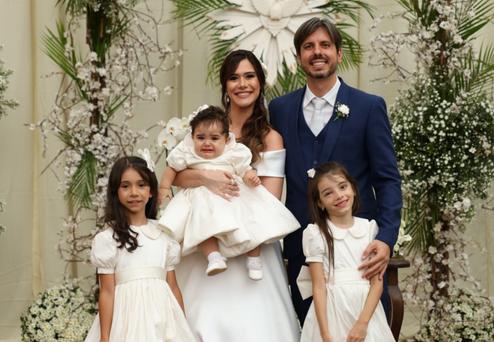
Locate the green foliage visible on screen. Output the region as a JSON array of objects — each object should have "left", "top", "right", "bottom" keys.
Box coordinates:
[
  {"left": 172, "top": 0, "right": 373, "bottom": 97},
  {"left": 0, "top": 49, "right": 18, "bottom": 119},
  {"left": 387, "top": 0, "right": 494, "bottom": 253},
  {"left": 67, "top": 151, "right": 98, "bottom": 209}
]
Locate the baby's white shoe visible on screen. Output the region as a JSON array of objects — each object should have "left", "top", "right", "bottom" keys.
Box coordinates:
[
  {"left": 247, "top": 256, "right": 263, "bottom": 280},
  {"left": 206, "top": 252, "right": 227, "bottom": 276}
]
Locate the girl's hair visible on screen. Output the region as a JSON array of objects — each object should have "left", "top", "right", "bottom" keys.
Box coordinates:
[
  {"left": 190, "top": 105, "right": 229, "bottom": 137},
  {"left": 307, "top": 162, "right": 360, "bottom": 268},
  {"left": 105, "top": 156, "right": 158, "bottom": 252},
  {"left": 219, "top": 49, "right": 271, "bottom": 163}
]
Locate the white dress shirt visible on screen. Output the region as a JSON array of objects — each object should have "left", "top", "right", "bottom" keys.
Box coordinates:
[{"left": 303, "top": 78, "right": 341, "bottom": 136}]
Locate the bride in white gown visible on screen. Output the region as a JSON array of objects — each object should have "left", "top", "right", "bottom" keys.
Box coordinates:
[{"left": 173, "top": 50, "right": 300, "bottom": 341}]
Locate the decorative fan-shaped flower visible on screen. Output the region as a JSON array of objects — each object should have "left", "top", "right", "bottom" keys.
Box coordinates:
[
  {"left": 209, "top": 0, "right": 327, "bottom": 85},
  {"left": 174, "top": 0, "right": 372, "bottom": 98}
]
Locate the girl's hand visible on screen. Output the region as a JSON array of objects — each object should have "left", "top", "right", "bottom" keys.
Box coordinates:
[
  {"left": 158, "top": 187, "right": 172, "bottom": 206},
  {"left": 321, "top": 333, "right": 333, "bottom": 342},
  {"left": 242, "top": 169, "right": 261, "bottom": 187},
  {"left": 202, "top": 170, "right": 239, "bottom": 200},
  {"left": 346, "top": 320, "right": 368, "bottom": 342}
]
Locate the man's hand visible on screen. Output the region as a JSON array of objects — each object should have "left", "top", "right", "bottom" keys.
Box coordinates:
[
  {"left": 242, "top": 169, "right": 261, "bottom": 187},
  {"left": 358, "top": 240, "right": 390, "bottom": 280}
]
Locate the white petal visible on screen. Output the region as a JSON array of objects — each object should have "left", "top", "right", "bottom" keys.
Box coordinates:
[
  {"left": 208, "top": 9, "right": 261, "bottom": 26},
  {"left": 237, "top": 28, "right": 271, "bottom": 53},
  {"left": 277, "top": 29, "right": 297, "bottom": 74},
  {"left": 251, "top": 0, "right": 275, "bottom": 16},
  {"left": 264, "top": 38, "right": 280, "bottom": 85},
  {"left": 281, "top": 0, "right": 305, "bottom": 17},
  {"left": 220, "top": 26, "right": 245, "bottom": 40},
  {"left": 287, "top": 12, "right": 324, "bottom": 33}
]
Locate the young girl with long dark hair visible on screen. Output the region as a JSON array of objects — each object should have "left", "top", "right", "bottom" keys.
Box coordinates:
[
  {"left": 85, "top": 156, "right": 194, "bottom": 342},
  {"left": 299, "top": 162, "right": 394, "bottom": 342}
]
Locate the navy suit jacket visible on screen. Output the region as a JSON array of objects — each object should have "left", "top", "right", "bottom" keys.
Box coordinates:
[{"left": 269, "top": 78, "right": 402, "bottom": 260}]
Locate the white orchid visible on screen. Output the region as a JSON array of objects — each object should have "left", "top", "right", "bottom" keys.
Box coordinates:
[
  {"left": 208, "top": 0, "right": 325, "bottom": 85},
  {"left": 137, "top": 148, "right": 155, "bottom": 172}
]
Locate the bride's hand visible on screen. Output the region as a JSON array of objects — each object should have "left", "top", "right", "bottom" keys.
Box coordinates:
[{"left": 201, "top": 170, "right": 239, "bottom": 200}]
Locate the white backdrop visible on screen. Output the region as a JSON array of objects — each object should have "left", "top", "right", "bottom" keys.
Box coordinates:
[{"left": 0, "top": 0, "right": 493, "bottom": 340}]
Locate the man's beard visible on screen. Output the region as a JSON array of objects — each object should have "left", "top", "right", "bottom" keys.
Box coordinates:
[{"left": 302, "top": 55, "right": 337, "bottom": 79}]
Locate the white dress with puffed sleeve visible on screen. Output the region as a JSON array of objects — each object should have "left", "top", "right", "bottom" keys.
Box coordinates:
[
  {"left": 84, "top": 220, "right": 195, "bottom": 342},
  {"left": 159, "top": 133, "right": 300, "bottom": 257},
  {"left": 174, "top": 149, "right": 300, "bottom": 342},
  {"left": 299, "top": 218, "right": 395, "bottom": 342}
]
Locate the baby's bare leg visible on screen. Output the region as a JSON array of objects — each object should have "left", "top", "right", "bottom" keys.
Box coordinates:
[
  {"left": 247, "top": 245, "right": 261, "bottom": 257},
  {"left": 199, "top": 237, "right": 219, "bottom": 258}
]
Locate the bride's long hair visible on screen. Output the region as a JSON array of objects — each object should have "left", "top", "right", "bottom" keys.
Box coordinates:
[{"left": 220, "top": 50, "right": 271, "bottom": 163}]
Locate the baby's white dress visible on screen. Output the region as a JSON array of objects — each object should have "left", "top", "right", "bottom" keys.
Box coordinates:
[
  {"left": 159, "top": 133, "right": 300, "bottom": 257},
  {"left": 84, "top": 220, "right": 195, "bottom": 342},
  {"left": 299, "top": 217, "right": 395, "bottom": 342},
  {"left": 175, "top": 149, "right": 301, "bottom": 342}
]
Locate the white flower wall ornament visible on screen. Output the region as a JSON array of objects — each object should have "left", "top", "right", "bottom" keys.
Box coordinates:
[{"left": 208, "top": 0, "right": 326, "bottom": 85}]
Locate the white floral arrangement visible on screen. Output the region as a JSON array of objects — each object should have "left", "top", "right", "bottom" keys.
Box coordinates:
[
  {"left": 392, "top": 75, "right": 494, "bottom": 223},
  {"left": 393, "top": 221, "right": 411, "bottom": 255},
  {"left": 156, "top": 104, "right": 209, "bottom": 151},
  {"left": 370, "top": 0, "right": 494, "bottom": 338},
  {"left": 0, "top": 45, "right": 17, "bottom": 120},
  {"left": 29, "top": 1, "right": 180, "bottom": 265},
  {"left": 20, "top": 280, "right": 97, "bottom": 342},
  {"left": 414, "top": 287, "right": 494, "bottom": 341}
]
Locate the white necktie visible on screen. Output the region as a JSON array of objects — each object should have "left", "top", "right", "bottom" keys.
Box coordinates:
[{"left": 311, "top": 97, "right": 326, "bottom": 136}]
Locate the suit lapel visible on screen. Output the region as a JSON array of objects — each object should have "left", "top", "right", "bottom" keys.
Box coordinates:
[{"left": 320, "top": 78, "right": 349, "bottom": 162}]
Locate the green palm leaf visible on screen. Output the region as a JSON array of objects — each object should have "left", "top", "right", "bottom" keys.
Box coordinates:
[
  {"left": 42, "top": 22, "right": 78, "bottom": 81},
  {"left": 173, "top": 0, "right": 372, "bottom": 95},
  {"left": 56, "top": 0, "right": 89, "bottom": 15},
  {"left": 457, "top": 0, "right": 494, "bottom": 40},
  {"left": 67, "top": 151, "right": 97, "bottom": 209},
  {"left": 455, "top": 44, "right": 494, "bottom": 95}
]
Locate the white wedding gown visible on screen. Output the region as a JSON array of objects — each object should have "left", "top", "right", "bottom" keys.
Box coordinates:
[{"left": 176, "top": 149, "right": 301, "bottom": 342}]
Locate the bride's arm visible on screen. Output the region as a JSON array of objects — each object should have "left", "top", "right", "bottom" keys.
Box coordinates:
[
  {"left": 259, "top": 129, "right": 284, "bottom": 200},
  {"left": 174, "top": 169, "right": 240, "bottom": 199}
]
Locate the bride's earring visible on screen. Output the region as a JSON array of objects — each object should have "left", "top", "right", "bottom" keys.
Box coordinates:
[{"left": 225, "top": 95, "right": 230, "bottom": 104}]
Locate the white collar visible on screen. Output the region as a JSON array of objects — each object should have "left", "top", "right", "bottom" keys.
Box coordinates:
[
  {"left": 328, "top": 218, "right": 367, "bottom": 240},
  {"left": 132, "top": 221, "right": 162, "bottom": 240},
  {"left": 303, "top": 77, "right": 341, "bottom": 108}
]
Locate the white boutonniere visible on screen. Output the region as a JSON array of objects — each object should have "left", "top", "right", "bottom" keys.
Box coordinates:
[
  {"left": 307, "top": 168, "right": 316, "bottom": 178},
  {"left": 334, "top": 102, "right": 350, "bottom": 120}
]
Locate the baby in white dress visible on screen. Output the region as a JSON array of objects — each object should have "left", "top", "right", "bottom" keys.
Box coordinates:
[{"left": 159, "top": 106, "right": 299, "bottom": 280}]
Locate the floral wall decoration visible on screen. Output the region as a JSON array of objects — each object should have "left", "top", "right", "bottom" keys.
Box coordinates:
[
  {"left": 29, "top": 0, "right": 180, "bottom": 267},
  {"left": 173, "top": 0, "right": 372, "bottom": 98},
  {"left": 370, "top": 0, "right": 494, "bottom": 340},
  {"left": 0, "top": 45, "right": 17, "bottom": 120},
  {"left": 0, "top": 45, "right": 18, "bottom": 237}
]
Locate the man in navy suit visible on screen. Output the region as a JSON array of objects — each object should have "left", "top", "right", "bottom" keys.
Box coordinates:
[{"left": 269, "top": 17, "right": 402, "bottom": 324}]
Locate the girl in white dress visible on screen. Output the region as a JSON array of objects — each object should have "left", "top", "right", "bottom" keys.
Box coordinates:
[
  {"left": 299, "top": 162, "right": 394, "bottom": 342},
  {"left": 159, "top": 106, "right": 299, "bottom": 280},
  {"left": 85, "top": 156, "right": 195, "bottom": 342}
]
